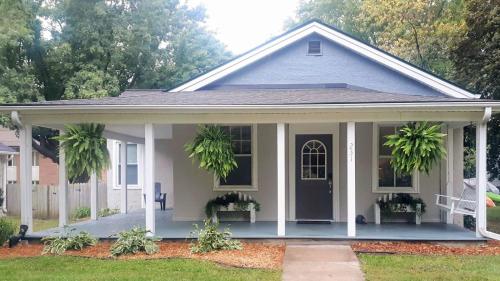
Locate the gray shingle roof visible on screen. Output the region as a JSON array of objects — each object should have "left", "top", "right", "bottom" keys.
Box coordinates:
[
  {"left": 8, "top": 87, "right": 491, "bottom": 107},
  {"left": 0, "top": 142, "right": 16, "bottom": 154}
]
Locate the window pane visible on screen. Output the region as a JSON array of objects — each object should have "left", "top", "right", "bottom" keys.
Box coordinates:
[
  {"left": 241, "top": 140, "right": 251, "bottom": 154},
  {"left": 378, "top": 158, "right": 394, "bottom": 187},
  {"left": 118, "top": 164, "right": 138, "bottom": 185},
  {"left": 127, "top": 144, "right": 137, "bottom": 164},
  {"left": 302, "top": 167, "right": 311, "bottom": 179},
  {"left": 220, "top": 156, "right": 252, "bottom": 186},
  {"left": 396, "top": 172, "right": 412, "bottom": 187},
  {"left": 241, "top": 126, "right": 251, "bottom": 140},
  {"left": 379, "top": 127, "right": 394, "bottom": 156},
  {"left": 230, "top": 127, "right": 241, "bottom": 140}
]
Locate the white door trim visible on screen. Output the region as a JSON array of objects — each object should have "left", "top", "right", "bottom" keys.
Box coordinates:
[{"left": 288, "top": 123, "right": 340, "bottom": 221}]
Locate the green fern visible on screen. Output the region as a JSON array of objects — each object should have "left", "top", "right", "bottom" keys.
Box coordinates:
[
  {"left": 384, "top": 122, "right": 446, "bottom": 175},
  {"left": 54, "top": 124, "right": 110, "bottom": 181},
  {"left": 185, "top": 125, "right": 238, "bottom": 180}
]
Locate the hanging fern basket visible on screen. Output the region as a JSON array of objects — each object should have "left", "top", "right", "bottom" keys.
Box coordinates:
[
  {"left": 54, "top": 123, "right": 110, "bottom": 182},
  {"left": 384, "top": 122, "right": 446, "bottom": 175},
  {"left": 185, "top": 125, "right": 238, "bottom": 180}
]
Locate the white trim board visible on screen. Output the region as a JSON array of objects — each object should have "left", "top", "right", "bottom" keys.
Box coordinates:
[
  {"left": 288, "top": 123, "right": 340, "bottom": 222},
  {"left": 170, "top": 21, "right": 475, "bottom": 99}
]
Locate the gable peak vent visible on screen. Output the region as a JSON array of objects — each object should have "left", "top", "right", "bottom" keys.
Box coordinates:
[{"left": 307, "top": 40, "right": 322, "bottom": 55}]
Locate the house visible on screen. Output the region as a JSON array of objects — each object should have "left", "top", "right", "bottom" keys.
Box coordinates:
[
  {"left": 1, "top": 20, "right": 499, "bottom": 239},
  {"left": 0, "top": 127, "right": 59, "bottom": 186}
]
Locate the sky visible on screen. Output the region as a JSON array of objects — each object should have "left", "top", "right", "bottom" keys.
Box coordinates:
[{"left": 186, "top": 0, "right": 301, "bottom": 55}]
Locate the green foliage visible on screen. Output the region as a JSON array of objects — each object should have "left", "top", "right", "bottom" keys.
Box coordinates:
[
  {"left": 185, "top": 125, "right": 238, "bottom": 180},
  {"left": 205, "top": 192, "right": 260, "bottom": 218},
  {"left": 54, "top": 124, "right": 110, "bottom": 181},
  {"left": 42, "top": 228, "right": 97, "bottom": 255},
  {"left": 190, "top": 219, "right": 242, "bottom": 254},
  {"left": 0, "top": 218, "right": 16, "bottom": 246},
  {"left": 98, "top": 208, "right": 119, "bottom": 218},
  {"left": 384, "top": 122, "right": 446, "bottom": 175},
  {"left": 110, "top": 227, "right": 160, "bottom": 256},
  {"left": 72, "top": 207, "right": 91, "bottom": 220},
  {"left": 376, "top": 193, "right": 426, "bottom": 217}
]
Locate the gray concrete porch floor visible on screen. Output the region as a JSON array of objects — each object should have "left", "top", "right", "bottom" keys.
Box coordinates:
[{"left": 30, "top": 209, "right": 483, "bottom": 241}]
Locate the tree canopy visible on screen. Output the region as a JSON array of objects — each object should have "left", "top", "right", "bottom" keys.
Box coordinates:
[{"left": 0, "top": 0, "right": 230, "bottom": 162}]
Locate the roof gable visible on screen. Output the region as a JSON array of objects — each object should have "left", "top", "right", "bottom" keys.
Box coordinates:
[{"left": 170, "top": 21, "right": 475, "bottom": 99}]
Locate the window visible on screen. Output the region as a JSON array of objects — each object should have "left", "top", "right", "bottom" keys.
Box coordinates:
[
  {"left": 7, "top": 156, "right": 15, "bottom": 167},
  {"left": 372, "top": 124, "right": 418, "bottom": 193},
  {"left": 114, "top": 142, "right": 141, "bottom": 188},
  {"left": 32, "top": 151, "right": 39, "bottom": 166},
  {"left": 301, "top": 140, "right": 327, "bottom": 180},
  {"left": 307, "top": 40, "right": 322, "bottom": 55},
  {"left": 216, "top": 125, "right": 257, "bottom": 190}
]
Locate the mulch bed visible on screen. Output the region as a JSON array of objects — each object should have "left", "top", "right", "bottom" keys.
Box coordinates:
[
  {"left": 352, "top": 240, "right": 500, "bottom": 256},
  {"left": 0, "top": 241, "right": 285, "bottom": 269}
]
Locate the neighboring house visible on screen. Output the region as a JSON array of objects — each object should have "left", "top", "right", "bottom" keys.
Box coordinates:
[
  {"left": 1, "top": 21, "right": 499, "bottom": 239},
  {"left": 0, "top": 142, "right": 16, "bottom": 213},
  {"left": 0, "top": 127, "right": 58, "bottom": 186}
]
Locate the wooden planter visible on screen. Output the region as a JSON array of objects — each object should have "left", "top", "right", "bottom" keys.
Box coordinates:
[{"left": 211, "top": 203, "right": 256, "bottom": 223}]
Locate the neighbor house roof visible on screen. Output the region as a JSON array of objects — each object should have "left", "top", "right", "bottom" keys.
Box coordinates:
[
  {"left": 0, "top": 142, "right": 16, "bottom": 155},
  {"left": 169, "top": 20, "right": 476, "bottom": 99}
]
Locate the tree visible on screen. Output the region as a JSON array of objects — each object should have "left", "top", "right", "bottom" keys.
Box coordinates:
[
  {"left": 0, "top": 0, "right": 230, "bottom": 163},
  {"left": 452, "top": 0, "right": 500, "bottom": 179}
]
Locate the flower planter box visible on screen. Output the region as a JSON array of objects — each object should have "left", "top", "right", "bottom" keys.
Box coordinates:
[
  {"left": 374, "top": 203, "right": 422, "bottom": 225},
  {"left": 211, "top": 203, "right": 256, "bottom": 224}
]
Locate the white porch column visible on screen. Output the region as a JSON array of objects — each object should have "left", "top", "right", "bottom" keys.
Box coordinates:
[
  {"left": 277, "top": 123, "right": 286, "bottom": 236},
  {"left": 90, "top": 171, "right": 98, "bottom": 220},
  {"left": 144, "top": 123, "right": 155, "bottom": 235},
  {"left": 347, "top": 122, "right": 356, "bottom": 237},
  {"left": 475, "top": 121, "right": 487, "bottom": 237},
  {"left": 120, "top": 141, "right": 128, "bottom": 214},
  {"left": 20, "top": 123, "right": 33, "bottom": 232},
  {"left": 445, "top": 127, "right": 454, "bottom": 224},
  {"left": 58, "top": 136, "right": 68, "bottom": 227}
]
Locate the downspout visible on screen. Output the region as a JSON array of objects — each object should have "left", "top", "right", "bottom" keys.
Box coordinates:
[{"left": 477, "top": 107, "right": 498, "bottom": 240}]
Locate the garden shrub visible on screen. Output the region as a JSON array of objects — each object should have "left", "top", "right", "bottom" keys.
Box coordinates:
[
  {"left": 72, "top": 207, "right": 91, "bottom": 219},
  {"left": 190, "top": 219, "right": 242, "bottom": 253},
  {"left": 0, "top": 218, "right": 15, "bottom": 246},
  {"left": 110, "top": 227, "right": 159, "bottom": 256},
  {"left": 98, "top": 208, "right": 119, "bottom": 217},
  {"left": 42, "top": 228, "right": 97, "bottom": 255}
]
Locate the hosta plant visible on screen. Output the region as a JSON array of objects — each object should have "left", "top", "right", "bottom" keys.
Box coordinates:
[
  {"left": 42, "top": 228, "right": 97, "bottom": 255},
  {"left": 384, "top": 122, "right": 446, "bottom": 175},
  {"left": 54, "top": 123, "right": 110, "bottom": 182},
  {"left": 185, "top": 125, "right": 237, "bottom": 180},
  {"left": 190, "top": 219, "right": 242, "bottom": 253},
  {"left": 110, "top": 227, "right": 160, "bottom": 256}
]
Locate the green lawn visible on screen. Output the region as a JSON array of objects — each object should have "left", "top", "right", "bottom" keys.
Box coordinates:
[
  {"left": 0, "top": 256, "right": 280, "bottom": 281},
  {"left": 359, "top": 254, "right": 500, "bottom": 281},
  {"left": 487, "top": 206, "right": 500, "bottom": 233},
  {"left": 3, "top": 216, "right": 59, "bottom": 232}
]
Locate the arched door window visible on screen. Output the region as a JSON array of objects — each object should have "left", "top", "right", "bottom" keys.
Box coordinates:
[{"left": 301, "top": 140, "right": 327, "bottom": 180}]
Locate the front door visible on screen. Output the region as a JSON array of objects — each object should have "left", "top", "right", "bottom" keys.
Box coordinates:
[{"left": 295, "top": 134, "right": 333, "bottom": 221}]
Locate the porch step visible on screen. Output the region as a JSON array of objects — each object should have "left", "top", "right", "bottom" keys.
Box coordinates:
[{"left": 282, "top": 245, "right": 364, "bottom": 281}]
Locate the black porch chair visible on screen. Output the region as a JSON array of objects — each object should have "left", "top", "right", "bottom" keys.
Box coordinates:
[{"left": 143, "top": 182, "right": 167, "bottom": 211}]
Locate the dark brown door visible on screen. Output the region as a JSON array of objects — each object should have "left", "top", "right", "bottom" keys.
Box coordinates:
[{"left": 295, "top": 134, "right": 333, "bottom": 221}]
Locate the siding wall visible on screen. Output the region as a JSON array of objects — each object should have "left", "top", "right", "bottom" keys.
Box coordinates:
[
  {"left": 205, "top": 34, "right": 444, "bottom": 97},
  {"left": 169, "top": 123, "right": 454, "bottom": 223}
]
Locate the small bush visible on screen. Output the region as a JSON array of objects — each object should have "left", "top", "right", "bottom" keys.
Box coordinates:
[
  {"left": 110, "top": 227, "right": 159, "bottom": 256},
  {"left": 190, "top": 219, "right": 242, "bottom": 253},
  {"left": 72, "top": 207, "right": 91, "bottom": 219},
  {"left": 42, "top": 228, "right": 97, "bottom": 255},
  {"left": 98, "top": 208, "right": 119, "bottom": 217},
  {"left": 0, "top": 218, "right": 16, "bottom": 246}
]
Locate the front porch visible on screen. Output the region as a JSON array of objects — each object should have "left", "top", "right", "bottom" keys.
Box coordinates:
[{"left": 30, "top": 209, "right": 482, "bottom": 241}]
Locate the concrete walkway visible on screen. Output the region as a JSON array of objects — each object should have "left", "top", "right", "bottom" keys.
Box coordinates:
[{"left": 282, "top": 245, "right": 364, "bottom": 281}]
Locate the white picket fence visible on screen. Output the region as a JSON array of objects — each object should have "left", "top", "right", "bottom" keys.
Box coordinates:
[{"left": 5, "top": 182, "right": 107, "bottom": 219}]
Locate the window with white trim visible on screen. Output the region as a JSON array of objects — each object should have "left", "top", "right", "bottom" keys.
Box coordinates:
[
  {"left": 216, "top": 125, "right": 257, "bottom": 190},
  {"left": 113, "top": 141, "right": 142, "bottom": 189},
  {"left": 373, "top": 124, "right": 418, "bottom": 193},
  {"left": 301, "top": 140, "right": 327, "bottom": 180}
]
